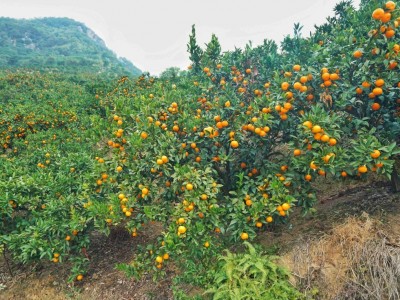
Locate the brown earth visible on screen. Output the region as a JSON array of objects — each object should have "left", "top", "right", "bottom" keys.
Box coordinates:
[{"left": 1, "top": 178, "right": 399, "bottom": 300}]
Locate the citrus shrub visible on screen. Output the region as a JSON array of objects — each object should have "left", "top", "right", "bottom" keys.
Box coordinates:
[
  {"left": 97, "top": 1, "right": 399, "bottom": 280},
  {"left": 0, "top": 71, "right": 113, "bottom": 281}
]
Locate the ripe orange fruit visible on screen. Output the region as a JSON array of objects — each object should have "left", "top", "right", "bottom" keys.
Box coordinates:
[
  {"left": 372, "top": 8, "right": 385, "bottom": 20},
  {"left": 312, "top": 125, "right": 322, "bottom": 133},
  {"left": 321, "top": 134, "right": 330, "bottom": 142},
  {"left": 371, "top": 102, "right": 381, "bottom": 111},
  {"left": 305, "top": 174, "right": 312, "bottom": 181},
  {"left": 231, "top": 140, "right": 239, "bottom": 148},
  {"left": 371, "top": 150, "right": 381, "bottom": 159},
  {"left": 240, "top": 232, "right": 249, "bottom": 240},
  {"left": 178, "top": 226, "right": 187, "bottom": 234},
  {"left": 330, "top": 73, "right": 339, "bottom": 81},
  {"left": 293, "top": 82, "right": 302, "bottom": 90},
  {"left": 362, "top": 81, "right": 371, "bottom": 88},
  {"left": 204, "top": 241, "right": 210, "bottom": 248},
  {"left": 116, "top": 166, "right": 123, "bottom": 172},
  {"left": 388, "top": 60, "right": 398, "bottom": 69},
  {"left": 156, "top": 256, "right": 163, "bottom": 263},
  {"left": 303, "top": 120, "right": 313, "bottom": 129},
  {"left": 381, "top": 12, "right": 392, "bottom": 23},
  {"left": 281, "top": 82, "right": 290, "bottom": 91},
  {"left": 282, "top": 203, "right": 290, "bottom": 211},
  {"left": 321, "top": 72, "right": 330, "bottom": 81},
  {"left": 285, "top": 91, "right": 294, "bottom": 99},
  {"left": 386, "top": 1, "right": 396, "bottom": 11},
  {"left": 310, "top": 161, "right": 318, "bottom": 170},
  {"left": 293, "top": 64, "right": 301, "bottom": 71},
  {"left": 140, "top": 132, "right": 148, "bottom": 139},
  {"left": 284, "top": 71, "right": 292, "bottom": 77},
  {"left": 358, "top": 165, "right": 368, "bottom": 173},
  {"left": 353, "top": 50, "right": 363, "bottom": 58},
  {"left": 161, "top": 155, "right": 169, "bottom": 163},
  {"left": 375, "top": 79, "right": 385, "bottom": 87},
  {"left": 372, "top": 87, "right": 383, "bottom": 96},
  {"left": 300, "top": 76, "right": 308, "bottom": 83},
  {"left": 329, "top": 138, "right": 337, "bottom": 146},
  {"left": 293, "top": 149, "right": 302, "bottom": 156},
  {"left": 314, "top": 133, "right": 322, "bottom": 141},
  {"left": 266, "top": 216, "right": 273, "bottom": 223},
  {"left": 76, "top": 274, "right": 84, "bottom": 281},
  {"left": 186, "top": 183, "right": 193, "bottom": 191},
  {"left": 385, "top": 29, "right": 395, "bottom": 38},
  {"left": 141, "top": 187, "right": 149, "bottom": 195},
  {"left": 341, "top": 171, "right": 347, "bottom": 177}
]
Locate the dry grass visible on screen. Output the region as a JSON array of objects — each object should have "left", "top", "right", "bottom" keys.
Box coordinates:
[
  {"left": 281, "top": 213, "right": 400, "bottom": 299},
  {"left": 340, "top": 238, "right": 400, "bottom": 300}
]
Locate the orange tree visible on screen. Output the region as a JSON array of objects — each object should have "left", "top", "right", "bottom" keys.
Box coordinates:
[
  {"left": 0, "top": 71, "right": 113, "bottom": 281},
  {"left": 94, "top": 1, "right": 399, "bottom": 282}
]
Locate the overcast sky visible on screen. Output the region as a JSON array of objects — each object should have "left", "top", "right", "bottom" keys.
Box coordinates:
[{"left": 0, "top": 0, "right": 361, "bottom": 75}]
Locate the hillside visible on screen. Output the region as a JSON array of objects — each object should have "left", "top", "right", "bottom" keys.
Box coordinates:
[{"left": 0, "top": 17, "right": 141, "bottom": 75}]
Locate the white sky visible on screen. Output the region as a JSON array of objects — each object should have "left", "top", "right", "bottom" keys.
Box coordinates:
[{"left": 0, "top": 0, "right": 361, "bottom": 75}]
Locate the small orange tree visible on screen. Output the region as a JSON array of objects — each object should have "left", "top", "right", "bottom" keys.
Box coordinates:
[{"left": 95, "top": 1, "right": 399, "bottom": 278}]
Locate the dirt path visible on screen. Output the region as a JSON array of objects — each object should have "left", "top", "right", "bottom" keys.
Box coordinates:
[{"left": 1, "top": 180, "right": 399, "bottom": 300}]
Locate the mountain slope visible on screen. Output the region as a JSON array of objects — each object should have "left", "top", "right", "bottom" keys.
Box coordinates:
[{"left": 0, "top": 17, "right": 141, "bottom": 75}]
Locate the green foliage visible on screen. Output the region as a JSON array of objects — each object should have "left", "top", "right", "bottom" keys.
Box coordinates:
[
  {"left": 203, "top": 34, "right": 221, "bottom": 66},
  {"left": 187, "top": 25, "right": 204, "bottom": 73},
  {"left": 0, "top": 70, "right": 114, "bottom": 280},
  {"left": 205, "top": 242, "right": 304, "bottom": 300},
  {"left": 0, "top": 17, "right": 141, "bottom": 76},
  {"left": 159, "top": 67, "right": 187, "bottom": 81}
]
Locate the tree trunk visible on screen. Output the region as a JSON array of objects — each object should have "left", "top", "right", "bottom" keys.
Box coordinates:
[
  {"left": 3, "top": 245, "right": 13, "bottom": 277},
  {"left": 391, "top": 166, "right": 400, "bottom": 192}
]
